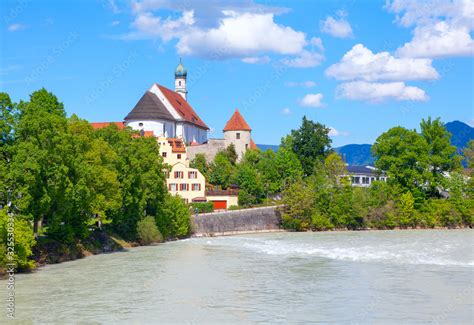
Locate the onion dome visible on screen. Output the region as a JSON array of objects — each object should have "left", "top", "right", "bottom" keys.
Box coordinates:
[{"left": 175, "top": 58, "right": 187, "bottom": 78}]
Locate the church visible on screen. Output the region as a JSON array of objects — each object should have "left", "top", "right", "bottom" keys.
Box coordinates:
[{"left": 91, "top": 60, "right": 257, "bottom": 208}]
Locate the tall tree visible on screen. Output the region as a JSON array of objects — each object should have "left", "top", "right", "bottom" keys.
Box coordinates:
[
  {"left": 288, "top": 116, "right": 332, "bottom": 176},
  {"left": 420, "top": 117, "right": 461, "bottom": 196},
  {"left": 372, "top": 127, "right": 430, "bottom": 195}
]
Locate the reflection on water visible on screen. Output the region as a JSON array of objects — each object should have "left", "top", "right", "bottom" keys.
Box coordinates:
[{"left": 2, "top": 229, "right": 473, "bottom": 324}]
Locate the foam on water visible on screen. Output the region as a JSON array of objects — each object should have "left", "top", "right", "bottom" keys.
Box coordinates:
[{"left": 202, "top": 232, "right": 474, "bottom": 267}]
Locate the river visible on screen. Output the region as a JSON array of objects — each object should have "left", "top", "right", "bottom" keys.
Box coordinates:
[{"left": 3, "top": 229, "right": 473, "bottom": 324}]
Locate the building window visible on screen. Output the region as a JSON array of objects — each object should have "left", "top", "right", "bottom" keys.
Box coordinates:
[
  {"left": 174, "top": 171, "right": 184, "bottom": 179},
  {"left": 245, "top": 144, "right": 248, "bottom": 149},
  {"left": 162, "top": 152, "right": 167, "bottom": 158},
  {"left": 189, "top": 171, "right": 197, "bottom": 179},
  {"left": 192, "top": 183, "right": 201, "bottom": 191},
  {"left": 177, "top": 154, "right": 181, "bottom": 159},
  {"left": 236, "top": 133, "right": 240, "bottom": 139},
  {"left": 179, "top": 80, "right": 181, "bottom": 86},
  {"left": 139, "top": 122, "right": 143, "bottom": 127},
  {"left": 180, "top": 184, "right": 189, "bottom": 191},
  {"left": 169, "top": 183, "right": 178, "bottom": 191},
  {"left": 165, "top": 171, "right": 170, "bottom": 179},
  {"left": 352, "top": 176, "right": 360, "bottom": 184},
  {"left": 362, "top": 177, "right": 370, "bottom": 184}
]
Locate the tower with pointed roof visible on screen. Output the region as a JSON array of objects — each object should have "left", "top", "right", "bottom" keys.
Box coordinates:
[
  {"left": 223, "top": 109, "right": 252, "bottom": 161},
  {"left": 175, "top": 58, "right": 187, "bottom": 100}
]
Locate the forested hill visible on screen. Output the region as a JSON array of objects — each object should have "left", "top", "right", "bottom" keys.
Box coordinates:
[{"left": 258, "top": 120, "right": 473, "bottom": 166}]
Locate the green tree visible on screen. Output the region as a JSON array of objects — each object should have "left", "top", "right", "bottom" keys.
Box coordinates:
[
  {"left": 289, "top": 116, "right": 332, "bottom": 176},
  {"left": 136, "top": 216, "right": 163, "bottom": 245},
  {"left": 420, "top": 117, "right": 461, "bottom": 196},
  {"left": 190, "top": 153, "right": 210, "bottom": 178},
  {"left": 223, "top": 144, "right": 238, "bottom": 165},
  {"left": 156, "top": 194, "right": 191, "bottom": 239},
  {"left": 235, "top": 164, "right": 265, "bottom": 206},
  {"left": 398, "top": 191, "right": 415, "bottom": 228},
  {"left": 281, "top": 179, "right": 314, "bottom": 230},
  {"left": 208, "top": 152, "right": 235, "bottom": 189},
  {"left": 372, "top": 127, "right": 430, "bottom": 194}
]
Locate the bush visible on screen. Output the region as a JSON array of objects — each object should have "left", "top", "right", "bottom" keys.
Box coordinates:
[
  {"left": 136, "top": 216, "right": 163, "bottom": 245},
  {"left": 0, "top": 210, "right": 36, "bottom": 270},
  {"left": 156, "top": 194, "right": 191, "bottom": 239},
  {"left": 190, "top": 202, "right": 214, "bottom": 213}
]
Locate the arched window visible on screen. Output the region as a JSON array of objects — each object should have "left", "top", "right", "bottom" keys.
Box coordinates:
[{"left": 179, "top": 80, "right": 181, "bottom": 86}]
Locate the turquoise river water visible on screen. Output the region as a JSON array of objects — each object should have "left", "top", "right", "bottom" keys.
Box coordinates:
[{"left": 2, "top": 229, "right": 473, "bottom": 324}]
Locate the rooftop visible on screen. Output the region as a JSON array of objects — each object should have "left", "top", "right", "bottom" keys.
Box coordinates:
[{"left": 223, "top": 109, "right": 252, "bottom": 132}]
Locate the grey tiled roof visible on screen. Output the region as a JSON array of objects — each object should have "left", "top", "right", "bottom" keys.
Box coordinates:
[{"left": 124, "top": 91, "right": 175, "bottom": 121}]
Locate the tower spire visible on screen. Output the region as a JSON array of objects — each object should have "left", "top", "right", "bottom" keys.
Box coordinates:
[{"left": 175, "top": 58, "right": 188, "bottom": 100}]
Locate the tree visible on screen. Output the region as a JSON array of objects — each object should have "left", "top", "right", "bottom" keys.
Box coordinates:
[
  {"left": 281, "top": 179, "right": 314, "bottom": 230},
  {"left": 288, "top": 116, "right": 332, "bottom": 176},
  {"left": 420, "top": 117, "right": 461, "bottom": 196},
  {"left": 324, "top": 152, "right": 347, "bottom": 184},
  {"left": 190, "top": 153, "right": 209, "bottom": 178},
  {"left": 0, "top": 93, "right": 17, "bottom": 207},
  {"left": 156, "top": 194, "right": 191, "bottom": 239},
  {"left": 372, "top": 127, "right": 430, "bottom": 194},
  {"left": 464, "top": 140, "right": 473, "bottom": 169},
  {"left": 208, "top": 152, "right": 235, "bottom": 189},
  {"left": 223, "top": 144, "right": 238, "bottom": 165},
  {"left": 235, "top": 164, "right": 265, "bottom": 206},
  {"left": 398, "top": 191, "right": 415, "bottom": 228},
  {"left": 136, "top": 216, "right": 163, "bottom": 245}
]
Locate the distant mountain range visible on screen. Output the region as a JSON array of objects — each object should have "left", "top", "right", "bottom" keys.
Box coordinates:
[{"left": 257, "top": 120, "right": 473, "bottom": 166}]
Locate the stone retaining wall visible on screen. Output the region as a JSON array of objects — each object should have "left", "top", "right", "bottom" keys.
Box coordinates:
[{"left": 191, "top": 206, "right": 283, "bottom": 237}]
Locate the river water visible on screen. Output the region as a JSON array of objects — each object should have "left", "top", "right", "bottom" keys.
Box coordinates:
[{"left": 3, "top": 230, "right": 473, "bottom": 324}]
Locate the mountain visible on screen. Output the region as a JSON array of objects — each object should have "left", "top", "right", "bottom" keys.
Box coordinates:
[
  {"left": 445, "top": 121, "right": 474, "bottom": 149},
  {"left": 257, "top": 144, "right": 280, "bottom": 152},
  {"left": 256, "top": 121, "right": 473, "bottom": 166},
  {"left": 335, "top": 144, "right": 375, "bottom": 166}
]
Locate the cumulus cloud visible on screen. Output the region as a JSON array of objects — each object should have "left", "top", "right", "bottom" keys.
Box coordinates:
[
  {"left": 396, "top": 21, "right": 474, "bottom": 58},
  {"left": 123, "top": 2, "right": 323, "bottom": 66},
  {"left": 336, "top": 81, "right": 428, "bottom": 102},
  {"left": 326, "top": 44, "right": 439, "bottom": 81},
  {"left": 329, "top": 127, "right": 350, "bottom": 137},
  {"left": 320, "top": 12, "right": 353, "bottom": 38},
  {"left": 282, "top": 107, "right": 292, "bottom": 115},
  {"left": 300, "top": 93, "right": 324, "bottom": 107},
  {"left": 285, "top": 81, "right": 316, "bottom": 88},
  {"left": 387, "top": 0, "right": 474, "bottom": 58},
  {"left": 7, "top": 23, "right": 26, "bottom": 32}
]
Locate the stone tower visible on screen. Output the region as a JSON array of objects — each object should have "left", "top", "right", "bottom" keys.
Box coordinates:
[
  {"left": 174, "top": 58, "right": 187, "bottom": 100},
  {"left": 223, "top": 109, "right": 252, "bottom": 161}
]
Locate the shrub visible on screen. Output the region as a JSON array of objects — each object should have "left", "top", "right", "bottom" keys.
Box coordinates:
[
  {"left": 190, "top": 202, "right": 214, "bottom": 214},
  {"left": 136, "top": 216, "right": 163, "bottom": 245},
  {"left": 0, "top": 210, "right": 36, "bottom": 270}
]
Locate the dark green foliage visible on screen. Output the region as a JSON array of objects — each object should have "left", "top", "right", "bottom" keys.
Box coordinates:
[
  {"left": 136, "top": 216, "right": 163, "bottom": 245},
  {"left": 190, "top": 202, "right": 214, "bottom": 213},
  {"left": 190, "top": 153, "right": 210, "bottom": 178},
  {"left": 288, "top": 116, "right": 332, "bottom": 176}
]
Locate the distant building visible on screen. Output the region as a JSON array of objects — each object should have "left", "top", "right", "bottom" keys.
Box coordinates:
[
  {"left": 345, "top": 165, "right": 387, "bottom": 187},
  {"left": 187, "top": 109, "right": 257, "bottom": 162}
]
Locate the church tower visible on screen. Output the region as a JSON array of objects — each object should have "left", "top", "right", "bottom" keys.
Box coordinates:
[
  {"left": 223, "top": 109, "right": 252, "bottom": 161},
  {"left": 174, "top": 58, "right": 187, "bottom": 100}
]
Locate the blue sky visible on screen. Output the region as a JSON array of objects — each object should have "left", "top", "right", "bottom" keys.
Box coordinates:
[{"left": 1, "top": 0, "right": 473, "bottom": 147}]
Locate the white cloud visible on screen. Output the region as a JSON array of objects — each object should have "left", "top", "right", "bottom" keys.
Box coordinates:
[
  {"left": 241, "top": 56, "right": 270, "bottom": 64},
  {"left": 7, "top": 23, "right": 26, "bottom": 32},
  {"left": 320, "top": 14, "right": 353, "bottom": 38},
  {"left": 326, "top": 44, "right": 439, "bottom": 81},
  {"left": 176, "top": 11, "right": 306, "bottom": 58},
  {"left": 396, "top": 21, "right": 474, "bottom": 58},
  {"left": 282, "top": 107, "right": 292, "bottom": 115},
  {"left": 336, "top": 81, "right": 428, "bottom": 102},
  {"left": 329, "top": 127, "right": 350, "bottom": 137},
  {"left": 285, "top": 81, "right": 316, "bottom": 88},
  {"left": 110, "top": 20, "right": 120, "bottom": 27},
  {"left": 123, "top": 4, "right": 323, "bottom": 65},
  {"left": 387, "top": 0, "right": 474, "bottom": 58},
  {"left": 300, "top": 93, "right": 324, "bottom": 107}
]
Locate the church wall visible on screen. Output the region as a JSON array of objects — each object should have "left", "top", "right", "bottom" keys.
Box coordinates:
[
  {"left": 187, "top": 139, "right": 226, "bottom": 162},
  {"left": 126, "top": 120, "right": 175, "bottom": 138}
]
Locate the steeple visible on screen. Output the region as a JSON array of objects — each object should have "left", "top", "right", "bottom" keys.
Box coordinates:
[{"left": 175, "top": 58, "right": 188, "bottom": 100}]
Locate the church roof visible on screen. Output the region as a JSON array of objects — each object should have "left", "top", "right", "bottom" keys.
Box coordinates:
[
  {"left": 223, "top": 109, "right": 252, "bottom": 131},
  {"left": 249, "top": 139, "right": 257, "bottom": 150},
  {"left": 157, "top": 84, "right": 209, "bottom": 130},
  {"left": 124, "top": 91, "right": 175, "bottom": 121}
]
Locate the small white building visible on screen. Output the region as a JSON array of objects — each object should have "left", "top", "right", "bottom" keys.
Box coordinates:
[{"left": 346, "top": 165, "right": 387, "bottom": 187}]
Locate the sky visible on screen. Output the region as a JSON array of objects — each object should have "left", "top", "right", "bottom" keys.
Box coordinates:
[{"left": 1, "top": 0, "right": 473, "bottom": 147}]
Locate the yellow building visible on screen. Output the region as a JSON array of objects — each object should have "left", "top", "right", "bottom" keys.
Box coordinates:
[{"left": 157, "top": 137, "right": 206, "bottom": 204}]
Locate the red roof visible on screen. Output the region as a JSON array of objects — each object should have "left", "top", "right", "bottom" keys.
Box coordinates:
[
  {"left": 90, "top": 122, "right": 125, "bottom": 129},
  {"left": 249, "top": 139, "right": 257, "bottom": 150},
  {"left": 223, "top": 109, "right": 252, "bottom": 131},
  {"left": 156, "top": 84, "right": 209, "bottom": 130}
]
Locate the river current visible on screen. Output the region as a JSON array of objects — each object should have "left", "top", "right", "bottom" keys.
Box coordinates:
[{"left": 3, "top": 229, "right": 473, "bottom": 324}]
